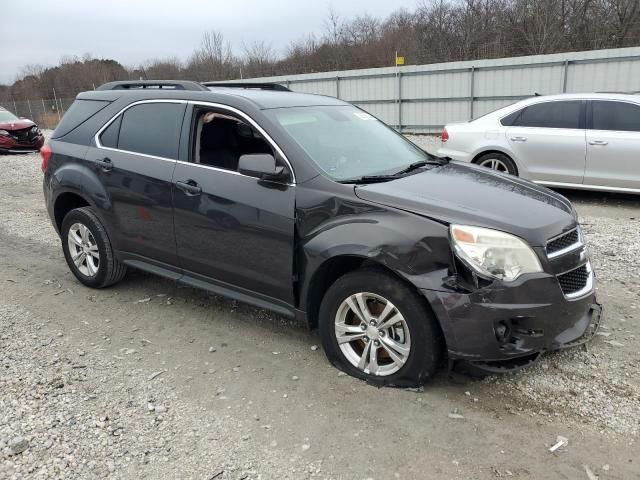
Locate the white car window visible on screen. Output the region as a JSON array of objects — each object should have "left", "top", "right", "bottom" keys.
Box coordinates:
[
  {"left": 514, "top": 101, "right": 582, "bottom": 129},
  {"left": 592, "top": 101, "right": 640, "bottom": 132}
]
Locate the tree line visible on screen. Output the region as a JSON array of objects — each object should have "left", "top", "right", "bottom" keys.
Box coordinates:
[{"left": 2, "top": 0, "right": 639, "bottom": 103}]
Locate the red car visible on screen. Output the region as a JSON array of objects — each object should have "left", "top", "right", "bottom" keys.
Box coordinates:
[{"left": 0, "top": 106, "right": 45, "bottom": 153}]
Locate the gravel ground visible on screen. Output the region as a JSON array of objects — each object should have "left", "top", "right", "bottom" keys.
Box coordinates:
[{"left": 1, "top": 132, "right": 638, "bottom": 479}]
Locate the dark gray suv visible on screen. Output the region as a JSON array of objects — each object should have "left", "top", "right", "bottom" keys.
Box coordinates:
[{"left": 42, "top": 81, "right": 602, "bottom": 386}]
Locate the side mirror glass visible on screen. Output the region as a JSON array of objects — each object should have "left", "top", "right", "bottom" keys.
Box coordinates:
[{"left": 238, "top": 154, "right": 287, "bottom": 181}]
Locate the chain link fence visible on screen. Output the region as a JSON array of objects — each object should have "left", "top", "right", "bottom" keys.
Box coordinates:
[{"left": 4, "top": 97, "right": 75, "bottom": 130}]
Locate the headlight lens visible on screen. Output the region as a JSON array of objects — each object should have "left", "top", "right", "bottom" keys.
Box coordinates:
[
  {"left": 0, "top": 130, "right": 9, "bottom": 136},
  {"left": 450, "top": 224, "right": 542, "bottom": 281}
]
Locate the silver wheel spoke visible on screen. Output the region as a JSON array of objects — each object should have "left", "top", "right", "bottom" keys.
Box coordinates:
[
  {"left": 80, "top": 224, "right": 89, "bottom": 244},
  {"left": 376, "top": 302, "right": 395, "bottom": 324},
  {"left": 377, "top": 312, "right": 402, "bottom": 331},
  {"left": 346, "top": 295, "right": 367, "bottom": 323},
  {"left": 335, "top": 323, "right": 367, "bottom": 344},
  {"left": 73, "top": 252, "right": 86, "bottom": 268},
  {"left": 357, "top": 341, "right": 372, "bottom": 370},
  {"left": 68, "top": 230, "right": 83, "bottom": 247},
  {"left": 380, "top": 335, "right": 410, "bottom": 360},
  {"left": 86, "top": 258, "right": 95, "bottom": 276},
  {"left": 368, "top": 344, "right": 379, "bottom": 374}
]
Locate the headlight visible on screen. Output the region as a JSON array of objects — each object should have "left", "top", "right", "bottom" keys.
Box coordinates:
[
  {"left": 450, "top": 224, "right": 542, "bottom": 281},
  {"left": 0, "top": 130, "right": 9, "bottom": 136}
]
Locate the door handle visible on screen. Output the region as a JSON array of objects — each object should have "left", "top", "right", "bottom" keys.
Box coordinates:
[
  {"left": 510, "top": 136, "right": 527, "bottom": 142},
  {"left": 175, "top": 180, "right": 202, "bottom": 196},
  {"left": 588, "top": 140, "right": 608, "bottom": 146},
  {"left": 95, "top": 157, "right": 113, "bottom": 172}
]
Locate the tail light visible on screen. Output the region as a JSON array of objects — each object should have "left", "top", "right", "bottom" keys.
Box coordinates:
[
  {"left": 40, "top": 144, "right": 52, "bottom": 173},
  {"left": 441, "top": 127, "right": 449, "bottom": 142}
]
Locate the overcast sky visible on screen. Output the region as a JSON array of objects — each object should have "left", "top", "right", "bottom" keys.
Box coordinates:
[{"left": 1, "top": 0, "right": 418, "bottom": 84}]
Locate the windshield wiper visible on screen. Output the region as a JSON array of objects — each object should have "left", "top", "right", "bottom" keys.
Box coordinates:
[
  {"left": 338, "top": 174, "right": 401, "bottom": 184},
  {"left": 394, "top": 155, "right": 450, "bottom": 175}
]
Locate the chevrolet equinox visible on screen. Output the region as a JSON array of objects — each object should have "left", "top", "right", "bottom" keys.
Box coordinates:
[{"left": 42, "top": 81, "right": 602, "bottom": 386}]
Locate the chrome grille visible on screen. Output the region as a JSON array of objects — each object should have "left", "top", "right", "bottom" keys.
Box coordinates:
[
  {"left": 547, "top": 227, "right": 582, "bottom": 258},
  {"left": 558, "top": 264, "right": 590, "bottom": 296}
]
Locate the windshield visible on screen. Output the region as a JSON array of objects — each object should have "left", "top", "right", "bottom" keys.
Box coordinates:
[
  {"left": 265, "top": 105, "right": 428, "bottom": 181},
  {"left": 0, "top": 109, "right": 19, "bottom": 122}
]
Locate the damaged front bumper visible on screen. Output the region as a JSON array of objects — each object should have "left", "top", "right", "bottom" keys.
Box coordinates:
[{"left": 421, "top": 274, "right": 603, "bottom": 374}]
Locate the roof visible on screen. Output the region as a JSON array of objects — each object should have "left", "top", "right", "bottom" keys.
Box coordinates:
[
  {"left": 205, "top": 87, "right": 345, "bottom": 109},
  {"left": 81, "top": 81, "right": 347, "bottom": 110}
]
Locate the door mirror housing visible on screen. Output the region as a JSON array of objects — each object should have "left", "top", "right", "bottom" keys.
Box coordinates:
[{"left": 238, "top": 154, "right": 287, "bottom": 181}]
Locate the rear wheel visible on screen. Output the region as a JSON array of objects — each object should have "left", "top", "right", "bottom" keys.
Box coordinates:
[
  {"left": 319, "top": 269, "right": 441, "bottom": 387},
  {"left": 475, "top": 152, "right": 518, "bottom": 176},
  {"left": 61, "top": 207, "right": 126, "bottom": 288}
]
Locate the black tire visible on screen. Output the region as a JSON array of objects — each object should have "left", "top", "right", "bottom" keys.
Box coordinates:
[
  {"left": 319, "top": 268, "right": 441, "bottom": 387},
  {"left": 61, "top": 207, "right": 127, "bottom": 288},
  {"left": 475, "top": 152, "right": 518, "bottom": 176}
]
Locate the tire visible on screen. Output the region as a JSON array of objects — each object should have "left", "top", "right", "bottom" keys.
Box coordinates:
[
  {"left": 61, "top": 207, "right": 127, "bottom": 288},
  {"left": 475, "top": 152, "right": 518, "bottom": 176},
  {"left": 319, "top": 268, "right": 441, "bottom": 387}
]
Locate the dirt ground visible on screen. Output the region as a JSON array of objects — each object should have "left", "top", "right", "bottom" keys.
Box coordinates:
[{"left": 1, "top": 134, "right": 638, "bottom": 479}]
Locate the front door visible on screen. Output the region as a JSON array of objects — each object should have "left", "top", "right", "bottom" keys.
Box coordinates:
[
  {"left": 505, "top": 100, "right": 586, "bottom": 184},
  {"left": 86, "top": 101, "right": 186, "bottom": 266},
  {"left": 172, "top": 106, "right": 296, "bottom": 303},
  {"left": 585, "top": 100, "right": 640, "bottom": 190}
]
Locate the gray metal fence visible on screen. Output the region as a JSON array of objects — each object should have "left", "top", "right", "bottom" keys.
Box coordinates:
[
  {"left": 239, "top": 46, "right": 640, "bottom": 133},
  {"left": 7, "top": 97, "right": 75, "bottom": 130}
]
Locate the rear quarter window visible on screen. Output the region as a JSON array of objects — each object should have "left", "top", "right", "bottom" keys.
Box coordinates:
[{"left": 52, "top": 99, "right": 111, "bottom": 138}]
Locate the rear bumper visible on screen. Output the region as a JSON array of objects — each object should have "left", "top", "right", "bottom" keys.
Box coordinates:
[{"left": 421, "top": 274, "right": 601, "bottom": 370}]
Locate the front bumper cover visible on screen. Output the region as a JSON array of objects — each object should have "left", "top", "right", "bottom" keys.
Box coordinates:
[{"left": 421, "top": 272, "right": 602, "bottom": 373}]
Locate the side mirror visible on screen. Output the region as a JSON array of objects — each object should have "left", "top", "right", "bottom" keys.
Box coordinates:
[{"left": 238, "top": 154, "right": 287, "bottom": 181}]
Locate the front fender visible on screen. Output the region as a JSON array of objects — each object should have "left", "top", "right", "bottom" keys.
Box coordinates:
[{"left": 298, "top": 206, "right": 453, "bottom": 310}]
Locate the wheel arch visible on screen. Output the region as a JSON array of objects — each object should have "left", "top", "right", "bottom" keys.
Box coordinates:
[
  {"left": 53, "top": 190, "right": 92, "bottom": 232},
  {"left": 303, "top": 254, "right": 446, "bottom": 345}
]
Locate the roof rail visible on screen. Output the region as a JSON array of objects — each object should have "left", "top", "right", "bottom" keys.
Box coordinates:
[
  {"left": 96, "top": 80, "right": 208, "bottom": 91},
  {"left": 203, "top": 82, "right": 291, "bottom": 92}
]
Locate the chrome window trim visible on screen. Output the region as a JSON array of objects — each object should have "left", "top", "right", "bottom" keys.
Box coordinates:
[
  {"left": 93, "top": 98, "right": 296, "bottom": 184},
  {"left": 546, "top": 226, "right": 584, "bottom": 259}
]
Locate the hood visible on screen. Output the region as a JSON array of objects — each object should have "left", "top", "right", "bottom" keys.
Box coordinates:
[
  {"left": 354, "top": 162, "right": 575, "bottom": 246},
  {"left": 0, "top": 118, "right": 36, "bottom": 131}
]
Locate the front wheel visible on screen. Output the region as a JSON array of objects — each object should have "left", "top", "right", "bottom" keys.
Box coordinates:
[
  {"left": 319, "top": 269, "right": 441, "bottom": 387},
  {"left": 61, "top": 207, "right": 127, "bottom": 288}
]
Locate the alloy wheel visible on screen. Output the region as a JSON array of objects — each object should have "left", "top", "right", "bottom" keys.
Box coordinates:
[
  {"left": 334, "top": 292, "right": 411, "bottom": 376},
  {"left": 478, "top": 157, "right": 510, "bottom": 172},
  {"left": 67, "top": 222, "right": 100, "bottom": 277}
]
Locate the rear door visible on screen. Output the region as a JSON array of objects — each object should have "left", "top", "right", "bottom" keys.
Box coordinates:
[
  {"left": 172, "top": 103, "right": 296, "bottom": 304},
  {"left": 506, "top": 100, "right": 586, "bottom": 184},
  {"left": 85, "top": 100, "right": 186, "bottom": 267},
  {"left": 585, "top": 100, "right": 640, "bottom": 190}
]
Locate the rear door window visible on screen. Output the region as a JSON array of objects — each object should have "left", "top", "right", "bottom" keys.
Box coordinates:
[
  {"left": 116, "top": 102, "right": 185, "bottom": 159},
  {"left": 592, "top": 101, "right": 640, "bottom": 132},
  {"left": 514, "top": 101, "right": 582, "bottom": 129}
]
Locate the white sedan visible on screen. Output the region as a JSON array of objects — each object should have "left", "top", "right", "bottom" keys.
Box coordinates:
[{"left": 437, "top": 93, "right": 640, "bottom": 194}]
